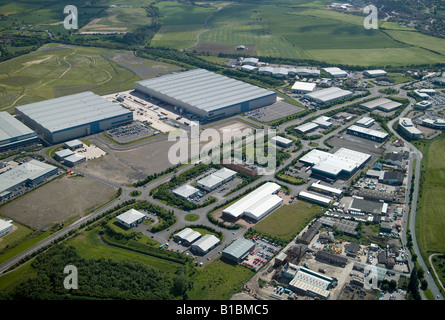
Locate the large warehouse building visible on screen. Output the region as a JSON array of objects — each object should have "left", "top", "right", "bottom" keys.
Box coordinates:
[
  {"left": 300, "top": 148, "right": 371, "bottom": 180},
  {"left": 134, "top": 69, "right": 277, "bottom": 121},
  {"left": 346, "top": 125, "right": 389, "bottom": 142},
  {"left": 303, "top": 87, "right": 352, "bottom": 105},
  {"left": 222, "top": 182, "right": 282, "bottom": 221},
  {"left": 360, "top": 98, "right": 402, "bottom": 113},
  {"left": 222, "top": 238, "right": 255, "bottom": 262},
  {"left": 0, "top": 112, "right": 39, "bottom": 152},
  {"left": 15, "top": 91, "right": 133, "bottom": 144}
]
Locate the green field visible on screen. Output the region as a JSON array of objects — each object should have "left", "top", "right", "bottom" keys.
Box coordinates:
[
  {"left": 416, "top": 135, "right": 445, "bottom": 253},
  {"left": 254, "top": 200, "right": 324, "bottom": 242},
  {"left": 0, "top": 44, "right": 142, "bottom": 113}
]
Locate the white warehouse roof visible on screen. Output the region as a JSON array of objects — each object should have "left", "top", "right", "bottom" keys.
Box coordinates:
[
  {"left": 0, "top": 112, "right": 37, "bottom": 146},
  {"left": 292, "top": 81, "right": 316, "bottom": 93},
  {"left": 191, "top": 234, "right": 220, "bottom": 252},
  {"left": 303, "top": 87, "right": 352, "bottom": 104},
  {"left": 173, "top": 184, "right": 200, "bottom": 199},
  {"left": 135, "top": 69, "right": 276, "bottom": 115},
  {"left": 347, "top": 125, "right": 389, "bottom": 140},
  {"left": 244, "top": 193, "right": 283, "bottom": 221},
  {"left": 175, "top": 227, "right": 201, "bottom": 243},
  {"left": 116, "top": 209, "right": 146, "bottom": 226},
  {"left": 322, "top": 67, "right": 348, "bottom": 77},
  {"left": 295, "top": 122, "right": 319, "bottom": 133},
  {"left": 223, "top": 182, "right": 281, "bottom": 219}
]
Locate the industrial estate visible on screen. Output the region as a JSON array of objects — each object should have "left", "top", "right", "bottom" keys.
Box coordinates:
[{"left": 0, "top": 0, "right": 444, "bottom": 305}]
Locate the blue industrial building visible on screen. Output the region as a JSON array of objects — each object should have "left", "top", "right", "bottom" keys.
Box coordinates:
[{"left": 0, "top": 112, "right": 39, "bottom": 152}]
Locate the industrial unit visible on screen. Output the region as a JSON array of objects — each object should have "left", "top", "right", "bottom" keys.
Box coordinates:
[
  {"left": 116, "top": 209, "right": 146, "bottom": 228},
  {"left": 346, "top": 125, "right": 389, "bottom": 142},
  {"left": 63, "top": 154, "right": 86, "bottom": 167},
  {"left": 310, "top": 182, "right": 343, "bottom": 197},
  {"left": 174, "top": 227, "right": 201, "bottom": 245},
  {"left": 295, "top": 122, "right": 319, "bottom": 134},
  {"left": 54, "top": 149, "right": 75, "bottom": 162},
  {"left": 300, "top": 148, "right": 371, "bottom": 180},
  {"left": 421, "top": 118, "right": 445, "bottom": 130},
  {"left": 0, "top": 159, "right": 58, "bottom": 197},
  {"left": 134, "top": 69, "right": 277, "bottom": 121},
  {"left": 190, "top": 234, "right": 220, "bottom": 255},
  {"left": 363, "top": 70, "right": 387, "bottom": 78},
  {"left": 271, "top": 136, "right": 293, "bottom": 148},
  {"left": 222, "top": 182, "right": 282, "bottom": 221},
  {"left": 303, "top": 87, "right": 353, "bottom": 104},
  {"left": 312, "top": 116, "right": 332, "bottom": 129},
  {"left": 322, "top": 67, "right": 348, "bottom": 78},
  {"left": 359, "top": 98, "right": 402, "bottom": 112},
  {"left": 298, "top": 191, "right": 332, "bottom": 206},
  {"left": 222, "top": 238, "right": 256, "bottom": 262},
  {"left": 355, "top": 117, "right": 375, "bottom": 128},
  {"left": 173, "top": 184, "right": 200, "bottom": 200},
  {"left": 15, "top": 91, "right": 133, "bottom": 144},
  {"left": 197, "top": 167, "right": 237, "bottom": 191},
  {"left": 291, "top": 81, "right": 316, "bottom": 94},
  {"left": 0, "top": 219, "right": 13, "bottom": 238},
  {"left": 0, "top": 112, "right": 39, "bottom": 152}
]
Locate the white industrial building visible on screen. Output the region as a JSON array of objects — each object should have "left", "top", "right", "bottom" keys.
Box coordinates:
[
  {"left": 363, "top": 70, "right": 387, "bottom": 78},
  {"left": 241, "top": 65, "right": 257, "bottom": 72},
  {"left": 322, "top": 67, "right": 348, "bottom": 78},
  {"left": 295, "top": 122, "right": 319, "bottom": 134},
  {"left": 134, "top": 69, "right": 277, "bottom": 121},
  {"left": 291, "top": 81, "right": 316, "bottom": 94},
  {"left": 64, "top": 139, "right": 84, "bottom": 150},
  {"left": 63, "top": 154, "right": 86, "bottom": 167},
  {"left": 173, "top": 184, "right": 200, "bottom": 199},
  {"left": 355, "top": 117, "right": 375, "bottom": 128},
  {"left": 298, "top": 191, "right": 332, "bottom": 206},
  {"left": 295, "top": 68, "right": 320, "bottom": 77},
  {"left": 0, "top": 219, "right": 13, "bottom": 238},
  {"left": 223, "top": 182, "right": 282, "bottom": 221},
  {"left": 0, "top": 112, "right": 39, "bottom": 152},
  {"left": 300, "top": 148, "right": 371, "bottom": 180},
  {"left": 310, "top": 182, "right": 343, "bottom": 197},
  {"left": 191, "top": 234, "right": 220, "bottom": 255},
  {"left": 360, "top": 98, "right": 402, "bottom": 112},
  {"left": 258, "top": 66, "right": 274, "bottom": 76},
  {"left": 174, "top": 227, "right": 201, "bottom": 245},
  {"left": 54, "top": 149, "right": 75, "bottom": 161},
  {"left": 303, "top": 87, "right": 353, "bottom": 104},
  {"left": 272, "top": 67, "right": 289, "bottom": 78},
  {"left": 0, "top": 159, "right": 58, "bottom": 196},
  {"left": 15, "top": 91, "right": 133, "bottom": 144},
  {"left": 398, "top": 118, "right": 422, "bottom": 140},
  {"left": 312, "top": 116, "right": 332, "bottom": 129},
  {"left": 116, "top": 209, "right": 146, "bottom": 228},
  {"left": 197, "top": 168, "right": 237, "bottom": 191},
  {"left": 288, "top": 266, "right": 333, "bottom": 299},
  {"left": 271, "top": 136, "right": 293, "bottom": 148},
  {"left": 242, "top": 57, "right": 259, "bottom": 66},
  {"left": 347, "top": 125, "right": 389, "bottom": 142},
  {"left": 421, "top": 118, "right": 445, "bottom": 130}
]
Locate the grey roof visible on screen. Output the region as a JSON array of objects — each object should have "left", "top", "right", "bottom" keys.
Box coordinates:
[
  {"left": 0, "top": 112, "right": 36, "bottom": 142},
  {"left": 304, "top": 87, "right": 352, "bottom": 103},
  {"left": 15, "top": 91, "right": 132, "bottom": 133},
  {"left": 135, "top": 69, "right": 275, "bottom": 113},
  {"left": 0, "top": 160, "right": 57, "bottom": 194},
  {"left": 223, "top": 238, "right": 255, "bottom": 259}
]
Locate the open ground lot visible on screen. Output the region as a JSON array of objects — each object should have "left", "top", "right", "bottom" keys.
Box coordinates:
[
  {"left": 245, "top": 101, "right": 304, "bottom": 123},
  {"left": 0, "top": 175, "right": 117, "bottom": 230}
]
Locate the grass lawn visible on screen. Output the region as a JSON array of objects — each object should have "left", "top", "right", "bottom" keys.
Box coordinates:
[
  {"left": 254, "top": 200, "right": 324, "bottom": 242},
  {"left": 0, "top": 260, "right": 36, "bottom": 295},
  {"left": 188, "top": 257, "right": 254, "bottom": 300},
  {"left": 0, "top": 229, "right": 50, "bottom": 265}
]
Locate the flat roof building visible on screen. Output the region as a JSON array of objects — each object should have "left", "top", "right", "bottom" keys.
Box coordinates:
[
  {"left": 346, "top": 125, "right": 389, "bottom": 142},
  {"left": 191, "top": 234, "right": 220, "bottom": 255},
  {"left": 271, "top": 136, "right": 293, "bottom": 148},
  {"left": 116, "top": 209, "right": 146, "bottom": 229},
  {"left": 355, "top": 117, "right": 375, "bottom": 128},
  {"left": 421, "top": 118, "right": 445, "bottom": 130},
  {"left": 223, "top": 182, "right": 281, "bottom": 221},
  {"left": 63, "top": 154, "right": 86, "bottom": 167},
  {"left": 300, "top": 148, "right": 371, "bottom": 179},
  {"left": 363, "top": 70, "right": 386, "bottom": 78},
  {"left": 298, "top": 191, "right": 332, "bottom": 206},
  {"left": 291, "top": 81, "right": 316, "bottom": 93},
  {"left": 310, "top": 182, "right": 343, "bottom": 197},
  {"left": 197, "top": 168, "right": 237, "bottom": 191},
  {"left": 0, "top": 112, "right": 39, "bottom": 152},
  {"left": 15, "top": 91, "right": 133, "bottom": 144},
  {"left": 360, "top": 98, "right": 402, "bottom": 112},
  {"left": 312, "top": 116, "right": 332, "bottom": 129},
  {"left": 0, "top": 159, "right": 58, "bottom": 196},
  {"left": 0, "top": 219, "right": 13, "bottom": 238},
  {"left": 173, "top": 184, "right": 200, "bottom": 199},
  {"left": 64, "top": 139, "right": 83, "bottom": 150},
  {"left": 295, "top": 68, "right": 320, "bottom": 77},
  {"left": 303, "top": 87, "right": 353, "bottom": 104},
  {"left": 54, "top": 149, "right": 75, "bottom": 161},
  {"left": 135, "top": 69, "right": 277, "bottom": 121},
  {"left": 322, "top": 67, "right": 348, "bottom": 78},
  {"left": 398, "top": 118, "right": 422, "bottom": 140},
  {"left": 222, "top": 238, "right": 256, "bottom": 262},
  {"left": 295, "top": 122, "right": 319, "bottom": 134}
]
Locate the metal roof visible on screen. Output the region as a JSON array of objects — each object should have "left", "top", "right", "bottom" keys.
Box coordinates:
[
  {"left": 15, "top": 91, "right": 132, "bottom": 133},
  {"left": 0, "top": 112, "right": 36, "bottom": 143},
  {"left": 347, "top": 125, "right": 389, "bottom": 140},
  {"left": 191, "top": 234, "right": 220, "bottom": 252},
  {"left": 0, "top": 160, "right": 57, "bottom": 194},
  {"left": 222, "top": 238, "right": 255, "bottom": 259},
  {"left": 116, "top": 209, "right": 146, "bottom": 225},
  {"left": 173, "top": 184, "right": 199, "bottom": 198},
  {"left": 135, "top": 69, "right": 275, "bottom": 113},
  {"left": 175, "top": 227, "right": 201, "bottom": 243},
  {"left": 304, "top": 87, "right": 352, "bottom": 103}
]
